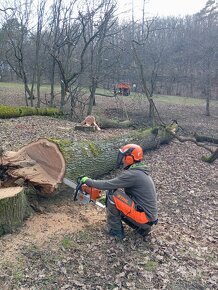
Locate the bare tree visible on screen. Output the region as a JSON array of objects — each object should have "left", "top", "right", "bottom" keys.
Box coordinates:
[
  {"left": 2, "top": 6, "right": 34, "bottom": 105},
  {"left": 131, "top": 17, "right": 165, "bottom": 125},
  {"left": 46, "top": 0, "right": 118, "bottom": 115},
  {"left": 86, "top": 0, "right": 117, "bottom": 115},
  {"left": 31, "top": 0, "right": 46, "bottom": 108},
  {"left": 195, "top": 0, "right": 218, "bottom": 116},
  {"left": 1, "top": 0, "right": 40, "bottom": 106}
]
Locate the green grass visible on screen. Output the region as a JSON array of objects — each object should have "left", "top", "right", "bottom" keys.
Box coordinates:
[
  {"left": 1, "top": 81, "right": 217, "bottom": 107},
  {"left": 154, "top": 94, "right": 205, "bottom": 105},
  {"left": 0, "top": 81, "right": 60, "bottom": 92},
  {"left": 130, "top": 92, "right": 218, "bottom": 106},
  {"left": 60, "top": 235, "right": 74, "bottom": 250},
  {"left": 0, "top": 81, "right": 24, "bottom": 89},
  {"left": 144, "top": 260, "right": 158, "bottom": 271}
]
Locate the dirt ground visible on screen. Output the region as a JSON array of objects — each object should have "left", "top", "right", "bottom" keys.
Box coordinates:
[{"left": 0, "top": 94, "right": 217, "bottom": 290}]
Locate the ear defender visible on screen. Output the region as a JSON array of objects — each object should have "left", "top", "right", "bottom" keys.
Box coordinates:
[{"left": 124, "top": 155, "right": 134, "bottom": 166}]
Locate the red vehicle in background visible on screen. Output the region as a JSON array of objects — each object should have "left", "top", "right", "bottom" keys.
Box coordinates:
[{"left": 115, "top": 82, "right": 131, "bottom": 96}]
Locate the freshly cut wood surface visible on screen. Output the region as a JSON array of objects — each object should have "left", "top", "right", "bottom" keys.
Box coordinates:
[
  {"left": 0, "top": 186, "right": 23, "bottom": 199},
  {"left": 1, "top": 138, "right": 66, "bottom": 196}
]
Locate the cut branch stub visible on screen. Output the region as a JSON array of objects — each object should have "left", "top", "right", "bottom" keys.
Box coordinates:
[{"left": 0, "top": 139, "right": 66, "bottom": 196}]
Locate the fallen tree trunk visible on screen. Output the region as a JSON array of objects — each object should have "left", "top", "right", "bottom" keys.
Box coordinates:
[
  {"left": 57, "top": 126, "right": 172, "bottom": 181},
  {"left": 98, "top": 118, "right": 134, "bottom": 129},
  {"left": 0, "top": 187, "right": 31, "bottom": 236},
  {"left": 166, "top": 126, "right": 218, "bottom": 164},
  {"left": 0, "top": 127, "right": 172, "bottom": 197}
]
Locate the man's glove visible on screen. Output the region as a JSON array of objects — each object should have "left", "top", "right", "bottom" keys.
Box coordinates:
[{"left": 80, "top": 176, "right": 88, "bottom": 184}]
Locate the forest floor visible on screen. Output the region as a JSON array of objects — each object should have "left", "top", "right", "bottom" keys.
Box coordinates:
[{"left": 0, "top": 93, "right": 217, "bottom": 290}]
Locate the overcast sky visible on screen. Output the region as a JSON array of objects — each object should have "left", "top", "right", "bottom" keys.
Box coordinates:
[{"left": 117, "top": 0, "right": 208, "bottom": 19}]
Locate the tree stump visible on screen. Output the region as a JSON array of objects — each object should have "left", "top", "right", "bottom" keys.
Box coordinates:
[{"left": 0, "top": 187, "right": 31, "bottom": 236}]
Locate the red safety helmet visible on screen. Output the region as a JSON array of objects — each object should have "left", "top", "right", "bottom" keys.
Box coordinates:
[{"left": 116, "top": 144, "right": 143, "bottom": 168}]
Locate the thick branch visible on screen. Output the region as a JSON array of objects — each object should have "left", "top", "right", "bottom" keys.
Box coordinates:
[
  {"left": 194, "top": 133, "right": 218, "bottom": 144},
  {"left": 166, "top": 125, "right": 217, "bottom": 163}
]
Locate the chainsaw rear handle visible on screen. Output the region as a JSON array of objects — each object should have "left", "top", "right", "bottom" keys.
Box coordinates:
[
  {"left": 77, "top": 175, "right": 86, "bottom": 184},
  {"left": 73, "top": 182, "right": 82, "bottom": 201},
  {"left": 73, "top": 175, "right": 86, "bottom": 201}
]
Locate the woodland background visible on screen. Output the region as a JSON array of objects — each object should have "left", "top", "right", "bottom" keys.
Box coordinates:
[
  {"left": 0, "top": 0, "right": 218, "bottom": 119},
  {"left": 0, "top": 1, "right": 217, "bottom": 290}
]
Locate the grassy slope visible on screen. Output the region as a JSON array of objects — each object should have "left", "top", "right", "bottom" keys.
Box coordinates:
[{"left": 1, "top": 82, "right": 218, "bottom": 107}]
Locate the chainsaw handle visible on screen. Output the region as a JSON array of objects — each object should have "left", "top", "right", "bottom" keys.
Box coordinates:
[
  {"left": 77, "top": 175, "right": 86, "bottom": 184},
  {"left": 73, "top": 175, "right": 86, "bottom": 201},
  {"left": 73, "top": 182, "right": 82, "bottom": 201}
]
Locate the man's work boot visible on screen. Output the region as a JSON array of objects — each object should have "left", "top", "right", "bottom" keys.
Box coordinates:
[
  {"left": 136, "top": 227, "right": 151, "bottom": 237},
  {"left": 104, "top": 226, "right": 125, "bottom": 239}
]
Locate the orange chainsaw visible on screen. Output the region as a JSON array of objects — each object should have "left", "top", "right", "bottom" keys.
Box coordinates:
[{"left": 63, "top": 177, "right": 106, "bottom": 208}]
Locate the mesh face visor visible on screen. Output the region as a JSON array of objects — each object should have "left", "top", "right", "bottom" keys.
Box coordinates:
[
  {"left": 116, "top": 150, "right": 125, "bottom": 168},
  {"left": 116, "top": 148, "right": 134, "bottom": 168}
]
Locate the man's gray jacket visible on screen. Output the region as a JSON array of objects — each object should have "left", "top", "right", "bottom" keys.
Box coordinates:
[{"left": 85, "top": 163, "right": 158, "bottom": 222}]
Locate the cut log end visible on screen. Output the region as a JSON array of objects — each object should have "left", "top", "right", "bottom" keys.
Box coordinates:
[{"left": 0, "top": 138, "right": 66, "bottom": 196}]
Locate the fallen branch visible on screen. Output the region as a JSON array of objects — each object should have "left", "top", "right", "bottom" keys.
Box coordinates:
[
  {"left": 166, "top": 123, "right": 217, "bottom": 163},
  {"left": 194, "top": 133, "right": 218, "bottom": 145},
  {"left": 202, "top": 148, "right": 218, "bottom": 163}
]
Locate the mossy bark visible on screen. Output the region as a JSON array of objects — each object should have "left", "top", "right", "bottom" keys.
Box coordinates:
[
  {"left": 0, "top": 187, "right": 31, "bottom": 236},
  {"left": 194, "top": 134, "right": 218, "bottom": 144},
  {"left": 57, "top": 126, "right": 172, "bottom": 181},
  {"left": 98, "top": 118, "right": 133, "bottom": 129}
]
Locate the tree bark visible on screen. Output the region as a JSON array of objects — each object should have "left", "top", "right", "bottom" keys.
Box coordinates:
[
  {"left": 98, "top": 118, "right": 134, "bottom": 129},
  {"left": 61, "top": 127, "right": 172, "bottom": 181},
  {"left": 0, "top": 128, "right": 172, "bottom": 197},
  {"left": 194, "top": 133, "right": 218, "bottom": 144},
  {"left": 0, "top": 187, "right": 31, "bottom": 236}
]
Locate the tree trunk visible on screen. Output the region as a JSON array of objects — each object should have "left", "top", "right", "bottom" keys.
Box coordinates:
[
  {"left": 87, "top": 79, "right": 97, "bottom": 116},
  {"left": 206, "top": 96, "right": 210, "bottom": 116},
  {"left": 0, "top": 128, "right": 172, "bottom": 197},
  {"left": 98, "top": 118, "right": 134, "bottom": 129},
  {"left": 61, "top": 127, "right": 171, "bottom": 181},
  {"left": 0, "top": 187, "right": 31, "bottom": 236}
]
